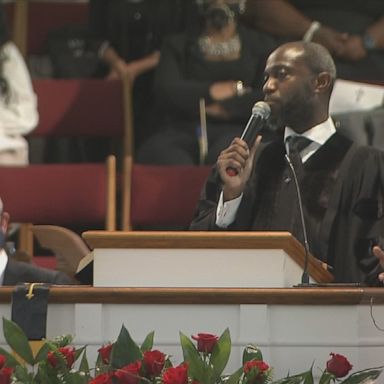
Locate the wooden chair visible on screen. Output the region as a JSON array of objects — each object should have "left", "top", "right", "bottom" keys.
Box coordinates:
[
  {"left": 31, "top": 225, "right": 91, "bottom": 278},
  {"left": 0, "top": 155, "right": 116, "bottom": 257},
  {"left": 122, "top": 164, "right": 212, "bottom": 230}
]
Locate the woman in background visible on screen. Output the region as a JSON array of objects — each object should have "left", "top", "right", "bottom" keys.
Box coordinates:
[
  {"left": 0, "top": 4, "right": 38, "bottom": 165},
  {"left": 136, "top": 0, "right": 275, "bottom": 165}
]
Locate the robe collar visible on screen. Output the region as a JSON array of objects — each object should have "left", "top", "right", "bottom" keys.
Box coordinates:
[{"left": 284, "top": 117, "right": 336, "bottom": 162}]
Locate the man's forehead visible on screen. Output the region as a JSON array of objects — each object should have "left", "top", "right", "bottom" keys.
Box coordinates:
[{"left": 266, "top": 45, "right": 305, "bottom": 69}]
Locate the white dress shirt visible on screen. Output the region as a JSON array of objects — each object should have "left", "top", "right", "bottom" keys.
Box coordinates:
[
  {"left": 0, "top": 249, "right": 8, "bottom": 285},
  {"left": 216, "top": 117, "right": 336, "bottom": 227}
]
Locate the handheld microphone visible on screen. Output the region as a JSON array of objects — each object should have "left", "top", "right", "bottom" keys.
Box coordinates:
[{"left": 226, "top": 101, "right": 271, "bottom": 176}]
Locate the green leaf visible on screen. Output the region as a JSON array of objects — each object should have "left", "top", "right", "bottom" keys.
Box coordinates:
[
  {"left": 339, "top": 367, "right": 383, "bottom": 384},
  {"left": 141, "top": 331, "right": 155, "bottom": 352},
  {"left": 225, "top": 367, "right": 243, "bottom": 384},
  {"left": 75, "top": 346, "right": 86, "bottom": 362},
  {"left": 79, "top": 348, "right": 90, "bottom": 376},
  {"left": 36, "top": 363, "right": 54, "bottom": 384},
  {"left": 303, "top": 369, "right": 314, "bottom": 384},
  {"left": 65, "top": 371, "right": 89, "bottom": 384},
  {"left": 95, "top": 350, "right": 106, "bottom": 371},
  {"left": 13, "top": 365, "right": 33, "bottom": 384},
  {"left": 210, "top": 328, "right": 231, "bottom": 379},
  {"left": 2, "top": 318, "right": 34, "bottom": 365},
  {"left": 33, "top": 342, "right": 50, "bottom": 364},
  {"left": 0, "top": 346, "right": 22, "bottom": 368},
  {"left": 66, "top": 373, "right": 88, "bottom": 384},
  {"left": 271, "top": 378, "right": 305, "bottom": 384},
  {"left": 179, "top": 332, "right": 207, "bottom": 383},
  {"left": 110, "top": 324, "right": 143, "bottom": 369},
  {"left": 242, "top": 344, "right": 263, "bottom": 364},
  {"left": 319, "top": 370, "right": 333, "bottom": 384},
  {"left": 272, "top": 370, "right": 313, "bottom": 384}
]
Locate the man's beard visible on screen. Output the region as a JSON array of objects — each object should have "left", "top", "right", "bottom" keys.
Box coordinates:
[{"left": 269, "top": 89, "right": 315, "bottom": 132}]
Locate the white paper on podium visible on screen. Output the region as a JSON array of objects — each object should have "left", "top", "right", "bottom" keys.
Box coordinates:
[{"left": 329, "top": 79, "right": 384, "bottom": 114}]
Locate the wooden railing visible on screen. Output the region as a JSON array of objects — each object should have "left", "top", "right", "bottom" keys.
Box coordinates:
[{"left": 0, "top": 286, "right": 383, "bottom": 305}]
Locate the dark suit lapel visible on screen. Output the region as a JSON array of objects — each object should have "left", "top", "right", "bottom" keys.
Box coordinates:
[{"left": 3, "top": 259, "right": 19, "bottom": 285}]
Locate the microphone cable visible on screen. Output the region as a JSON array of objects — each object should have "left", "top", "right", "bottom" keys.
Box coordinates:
[{"left": 285, "top": 153, "right": 311, "bottom": 285}]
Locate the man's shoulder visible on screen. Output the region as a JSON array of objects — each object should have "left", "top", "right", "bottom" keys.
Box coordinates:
[
  {"left": 336, "top": 130, "right": 384, "bottom": 161},
  {"left": 3, "top": 259, "right": 74, "bottom": 286}
]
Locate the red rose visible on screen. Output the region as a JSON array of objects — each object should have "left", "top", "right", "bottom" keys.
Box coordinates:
[
  {"left": 0, "top": 367, "right": 13, "bottom": 384},
  {"left": 114, "top": 360, "right": 142, "bottom": 384},
  {"left": 143, "top": 349, "right": 166, "bottom": 376},
  {"left": 191, "top": 333, "right": 219, "bottom": 353},
  {"left": 88, "top": 372, "right": 113, "bottom": 384},
  {"left": 0, "top": 355, "right": 5, "bottom": 370},
  {"left": 244, "top": 360, "right": 269, "bottom": 374},
  {"left": 47, "top": 346, "right": 75, "bottom": 369},
  {"left": 162, "top": 363, "right": 188, "bottom": 384},
  {"left": 326, "top": 353, "right": 353, "bottom": 378},
  {"left": 243, "top": 360, "right": 270, "bottom": 383},
  {"left": 98, "top": 344, "right": 113, "bottom": 364}
]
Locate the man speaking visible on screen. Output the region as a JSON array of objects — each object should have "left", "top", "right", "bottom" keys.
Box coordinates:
[{"left": 190, "top": 41, "right": 384, "bottom": 285}]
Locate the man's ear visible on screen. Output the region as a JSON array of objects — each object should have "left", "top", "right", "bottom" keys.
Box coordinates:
[
  {"left": 0, "top": 212, "right": 9, "bottom": 234},
  {"left": 314, "top": 72, "right": 332, "bottom": 94}
]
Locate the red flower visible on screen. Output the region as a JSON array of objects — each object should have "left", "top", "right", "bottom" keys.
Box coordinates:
[
  {"left": 88, "top": 372, "right": 114, "bottom": 384},
  {"left": 244, "top": 360, "right": 269, "bottom": 374},
  {"left": 98, "top": 344, "right": 113, "bottom": 364},
  {"left": 0, "top": 367, "right": 13, "bottom": 384},
  {"left": 114, "top": 360, "right": 142, "bottom": 384},
  {"left": 143, "top": 349, "right": 166, "bottom": 376},
  {"left": 162, "top": 363, "right": 189, "bottom": 384},
  {"left": 243, "top": 360, "right": 270, "bottom": 383},
  {"left": 0, "top": 355, "right": 5, "bottom": 370},
  {"left": 191, "top": 333, "right": 219, "bottom": 353},
  {"left": 326, "top": 353, "right": 353, "bottom": 378},
  {"left": 47, "top": 346, "right": 75, "bottom": 369}
]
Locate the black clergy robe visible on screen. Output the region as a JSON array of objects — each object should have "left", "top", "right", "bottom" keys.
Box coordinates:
[{"left": 190, "top": 132, "right": 384, "bottom": 285}]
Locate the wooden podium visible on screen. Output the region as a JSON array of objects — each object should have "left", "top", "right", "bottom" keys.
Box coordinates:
[{"left": 82, "top": 231, "right": 333, "bottom": 287}]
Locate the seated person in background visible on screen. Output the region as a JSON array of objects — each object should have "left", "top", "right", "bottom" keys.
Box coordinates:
[
  {"left": 190, "top": 41, "right": 384, "bottom": 285},
  {"left": 0, "top": 4, "right": 38, "bottom": 165},
  {"left": 242, "top": 0, "right": 384, "bottom": 82},
  {"left": 88, "top": 0, "right": 193, "bottom": 148},
  {"left": 136, "top": 0, "right": 275, "bottom": 165},
  {"left": 0, "top": 198, "right": 75, "bottom": 285}
]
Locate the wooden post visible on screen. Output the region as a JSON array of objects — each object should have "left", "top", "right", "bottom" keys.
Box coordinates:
[
  {"left": 121, "top": 74, "right": 134, "bottom": 230},
  {"left": 12, "top": 0, "right": 28, "bottom": 57}
]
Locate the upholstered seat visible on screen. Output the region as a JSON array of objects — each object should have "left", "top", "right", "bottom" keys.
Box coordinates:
[{"left": 123, "top": 164, "right": 212, "bottom": 230}]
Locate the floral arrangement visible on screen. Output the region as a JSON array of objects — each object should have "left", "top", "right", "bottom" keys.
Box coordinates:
[{"left": 0, "top": 317, "right": 382, "bottom": 384}]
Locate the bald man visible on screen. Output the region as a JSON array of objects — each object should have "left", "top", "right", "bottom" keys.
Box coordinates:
[{"left": 191, "top": 41, "right": 384, "bottom": 285}]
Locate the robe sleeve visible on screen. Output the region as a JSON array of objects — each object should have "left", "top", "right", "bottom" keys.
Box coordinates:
[{"left": 329, "top": 146, "right": 384, "bottom": 285}]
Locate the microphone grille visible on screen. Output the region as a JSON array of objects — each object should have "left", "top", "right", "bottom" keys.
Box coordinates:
[{"left": 252, "top": 101, "right": 271, "bottom": 119}]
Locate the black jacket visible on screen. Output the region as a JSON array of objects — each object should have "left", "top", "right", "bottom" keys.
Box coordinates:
[
  {"left": 190, "top": 132, "right": 384, "bottom": 285},
  {"left": 3, "top": 259, "right": 75, "bottom": 286}
]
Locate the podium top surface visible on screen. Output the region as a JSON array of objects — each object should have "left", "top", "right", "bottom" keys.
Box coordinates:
[
  {"left": 84, "top": 231, "right": 302, "bottom": 249},
  {"left": 82, "top": 231, "right": 334, "bottom": 283}
]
